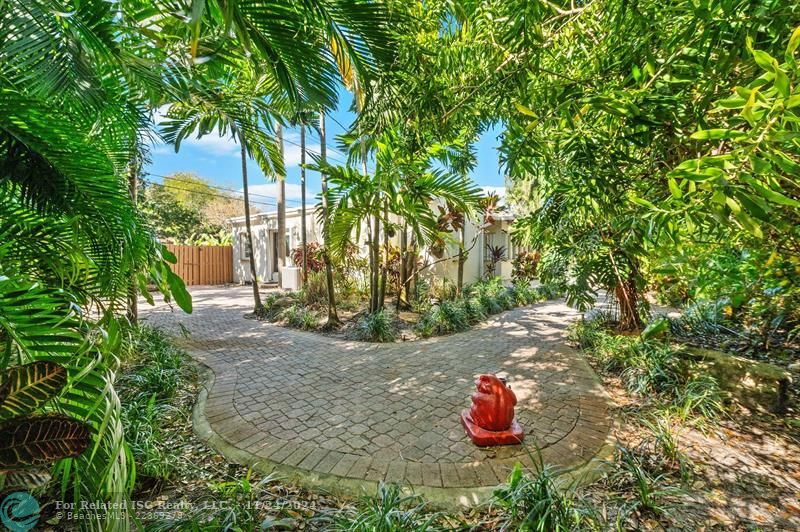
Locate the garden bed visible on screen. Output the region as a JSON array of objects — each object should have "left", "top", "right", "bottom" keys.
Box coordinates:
[{"left": 253, "top": 276, "right": 560, "bottom": 343}]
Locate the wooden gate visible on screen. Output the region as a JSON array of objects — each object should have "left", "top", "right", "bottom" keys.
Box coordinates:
[{"left": 164, "top": 245, "right": 233, "bottom": 285}]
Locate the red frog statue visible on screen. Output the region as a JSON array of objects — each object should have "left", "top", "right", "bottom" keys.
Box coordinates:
[{"left": 460, "top": 374, "right": 524, "bottom": 446}]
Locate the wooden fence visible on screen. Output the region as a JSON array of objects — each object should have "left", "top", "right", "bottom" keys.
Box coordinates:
[{"left": 164, "top": 245, "right": 233, "bottom": 285}]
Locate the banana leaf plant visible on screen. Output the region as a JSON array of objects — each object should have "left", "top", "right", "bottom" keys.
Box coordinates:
[{"left": 0, "top": 361, "right": 91, "bottom": 490}]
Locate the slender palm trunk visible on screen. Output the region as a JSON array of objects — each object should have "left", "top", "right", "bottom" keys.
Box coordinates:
[
  {"left": 319, "top": 111, "right": 340, "bottom": 326},
  {"left": 378, "top": 204, "right": 388, "bottom": 310},
  {"left": 397, "top": 224, "right": 407, "bottom": 310},
  {"left": 127, "top": 160, "right": 138, "bottom": 324},
  {"left": 456, "top": 226, "right": 465, "bottom": 296},
  {"left": 241, "top": 137, "right": 263, "bottom": 312},
  {"left": 371, "top": 214, "right": 380, "bottom": 312},
  {"left": 276, "top": 122, "right": 286, "bottom": 288},
  {"left": 300, "top": 123, "right": 307, "bottom": 285}
]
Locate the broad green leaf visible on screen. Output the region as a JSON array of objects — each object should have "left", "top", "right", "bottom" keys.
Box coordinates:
[
  {"left": 787, "top": 26, "right": 800, "bottom": 57},
  {"left": 668, "top": 178, "right": 682, "bottom": 199},
  {"left": 725, "top": 196, "right": 741, "bottom": 214},
  {"left": 748, "top": 180, "right": 800, "bottom": 207},
  {"left": 641, "top": 317, "right": 669, "bottom": 341},
  {"left": 514, "top": 102, "right": 537, "bottom": 118},
  {"left": 752, "top": 49, "right": 778, "bottom": 72},
  {"left": 166, "top": 269, "right": 192, "bottom": 313},
  {"left": 691, "top": 129, "right": 747, "bottom": 140},
  {"left": 0, "top": 362, "right": 68, "bottom": 420},
  {"left": 0, "top": 414, "right": 91, "bottom": 468}
]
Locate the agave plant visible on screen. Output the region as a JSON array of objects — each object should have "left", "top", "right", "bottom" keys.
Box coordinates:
[{"left": 0, "top": 361, "right": 91, "bottom": 489}]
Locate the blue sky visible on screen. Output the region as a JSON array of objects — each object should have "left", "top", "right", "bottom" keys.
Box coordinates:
[{"left": 146, "top": 87, "right": 506, "bottom": 211}]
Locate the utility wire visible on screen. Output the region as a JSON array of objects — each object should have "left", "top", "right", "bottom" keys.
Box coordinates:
[
  {"left": 144, "top": 172, "right": 305, "bottom": 205},
  {"left": 143, "top": 179, "right": 280, "bottom": 210}
]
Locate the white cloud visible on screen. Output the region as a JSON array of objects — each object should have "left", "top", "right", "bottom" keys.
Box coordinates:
[
  {"left": 481, "top": 186, "right": 506, "bottom": 197},
  {"left": 183, "top": 134, "right": 240, "bottom": 157},
  {"left": 246, "top": 183, "right": 304, "bottom": 201}
]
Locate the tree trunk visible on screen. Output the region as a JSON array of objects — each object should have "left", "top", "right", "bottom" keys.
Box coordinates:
[
  {"left": 397, "top": 224, "right": 407, "bottom": 311},
  {"left": 241, "top": 137, "right": 263, "bottom": 313},
  {"left": 319, "top": 110, "right": 340, "bottom": 326},
  {"left": 127, "top": 160, "right": 139, "bottom": 324},
  {"left": 456, "top": 226, "right": 465, "bottom": 296},
  {"left": 409, "top": 236, "right": 419, "bottom": 302},
  {"left": 378, "top": 205, "right": 388, "bottom": 310},
  {"left": 371, "top": 214, "right": 381, "bottom": 312},
  {"left": 300, "top": 123, "right": 307, "bottom": 285},
  {"left": 276, "top": 121, "right": 286, "bottom": 288},
  {"left": 615, "top": 275, "right": 642, "bottom": 331},
  {"left": 367, "top": 218, "right": 376, "bottom": 313},
  {"left": 608, "top": 252, "right": 642, "bottom": 331}
]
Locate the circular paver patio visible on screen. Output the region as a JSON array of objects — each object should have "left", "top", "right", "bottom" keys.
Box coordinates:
[{"left": 142, "top": 286, "right": 613, "bottom": 504}]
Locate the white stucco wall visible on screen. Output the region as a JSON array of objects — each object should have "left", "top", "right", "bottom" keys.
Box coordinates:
[
  {"left": 231, "top": 207, "right": 519, "bottom": 286},
  {"left": 231, "top": 207, "right": 320, "bottom": 284}
]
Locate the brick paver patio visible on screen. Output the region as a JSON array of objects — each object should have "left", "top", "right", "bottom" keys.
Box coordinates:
[{"left": 142, "top": 286, "right": 612, "bottom": 500}]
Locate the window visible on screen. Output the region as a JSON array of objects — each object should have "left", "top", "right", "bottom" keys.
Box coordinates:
[{"left": 240, "top": 234, "right": 251, "bottom": 260}]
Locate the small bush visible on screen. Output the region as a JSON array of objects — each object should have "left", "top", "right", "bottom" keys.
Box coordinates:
[
  {"left": 510, "top": 282, "right": 539, "bottom": 306},
  {"left": 512, "top": 251, "right": 540, "bottom": 282},
  {"left": 281, "top": 304, "right": 319, "bottom": 330},
  {"left": 122, "top": 394, "right": 178, "bottom": 479},
  {"left": 415, "top": 300, "right": 469, "bottom": 337},
  {"left": 120, "top": 326, "right": 184, "bottom": 402},
  {"left": 301, "top": 270, "right": 329, "bottom": 307},
  {"left": 492, "top": 463, "right": 597, "bottom": 531},
  {"left": 610, "top": 446, "right": 682, "bottom": 516},
  {"left": 325, "top": 482, "right": 440, "bottom": 532},
  {"left": 464, "top": 297, "right": 488, "bottom": 323},
  {"left": 119, "top": 326, "right": 192, "bottom": 482},
  {"left": 355, "top": 310, "right": 397, "bottom": 342}
]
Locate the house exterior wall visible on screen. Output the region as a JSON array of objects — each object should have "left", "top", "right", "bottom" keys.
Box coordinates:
[
  {"left": 230, "top": 208, "right": 519, "bottom": 286},
  {"left": 231, "top": 208, "right": 320, "bottom": 284}
]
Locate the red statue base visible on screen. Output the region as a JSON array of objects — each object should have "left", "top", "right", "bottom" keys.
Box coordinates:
[
  {"left": 461, "top": 410, "right": 524, "bottom": 446},
  {"left": 461, "top": 374, "right": 525, "bottom": 447}
]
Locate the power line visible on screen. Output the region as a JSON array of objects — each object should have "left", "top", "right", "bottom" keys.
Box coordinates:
[
  {"left": 143, "top": 179, "right": 280, "bottom": 210},
  {"left": 144, "top": 172, "right": 305, "bottom": 205}
]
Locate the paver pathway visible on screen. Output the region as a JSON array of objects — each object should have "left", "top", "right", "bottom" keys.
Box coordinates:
[{"left": 142, "top": 286, "right": 612, "bottom": 503}]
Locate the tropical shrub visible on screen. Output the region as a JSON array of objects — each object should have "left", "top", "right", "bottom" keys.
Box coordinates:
[
  {"left": 572, "top": 317, "right": 726, "bottom": 419},
  {"left": 512, "top": 251, "right": 540, "bottom": 282},
  {"left": 0, "top": 362, "right": 92, "bottom": 490},
  {"left": 292, "top": 242, "right": 325, "bottom": 273},
  {"left": 119, "top": 326, "right": 194, "bottom": 482},
  {"left": 355, "top": 310, "right": 397, "bottom": 343},
  {"left": 302, "top": 270, "right": 330, "bottom": 307},
  {"left": 492, "top": 463, "right": 596, "bottom": 531},
  {"left": 325, "top": 482, "right": 440, "bottom": 531},
  {"left": 281, "top": 305, "right": 319, "bottom": 331},
  {"left": 415, "top": 300, "right": 469, "bottom": 337}
]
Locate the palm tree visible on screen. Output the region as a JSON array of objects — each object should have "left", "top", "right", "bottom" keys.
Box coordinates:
[
  {"left": 161, "top": 68, "right": 285, "bottom": 313},
  {"left": 319, "top": 110, "right": 341, "bottom": 326},
  {"left": 276, "top": 121, "right": 287, "bottom": 287},
  {"left": 314, "top": 131, "right": 483, "bottom": 311}
]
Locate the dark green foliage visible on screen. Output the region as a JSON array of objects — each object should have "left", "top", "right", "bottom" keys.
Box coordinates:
[
  {"left": 571, "top": 318, "right": 724, "bottom": 419},
  {"left": 120, "top": 327, "right": 185, "bottom": 403},
  {"left": 119, "top": 326, "right": 193, "bottom": 481},
  {"left": 492, "top": 463, "right": 597, "bottom": 531},
  {"left": 281, "top": 305, "right": 320, "bottom": 331},
  {"left": 415, "top": 300, "right": 470, "bottom": 337},
  {"left": 325, "top": 482, "right": 441, "bottom": 531},
  {"left": 355, "top": 310, "right": 397, "bottom": 342}
]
